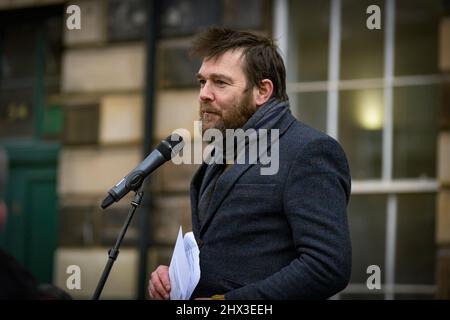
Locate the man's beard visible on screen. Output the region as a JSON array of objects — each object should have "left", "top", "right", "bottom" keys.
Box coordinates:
[{"left": 199, "top": 89, "right": 255, "bottom": 136}]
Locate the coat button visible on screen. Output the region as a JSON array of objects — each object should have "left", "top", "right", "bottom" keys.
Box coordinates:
[{"left": 197, "top": 239, "right": 204, "bottom": 248}]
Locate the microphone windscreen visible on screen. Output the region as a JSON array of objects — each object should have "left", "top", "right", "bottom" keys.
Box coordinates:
[{"left": 157, "top": 133, "right": 184, "bottom": 160}]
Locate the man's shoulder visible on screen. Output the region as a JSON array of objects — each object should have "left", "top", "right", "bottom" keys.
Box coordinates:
[{"left": 282, "top": 116, "right": 340, "bottom": 151}]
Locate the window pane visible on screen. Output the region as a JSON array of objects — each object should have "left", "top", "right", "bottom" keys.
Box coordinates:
[
  {"left": 160, "top": 0, "right": 222, "bottom": 37},
  {"left": 348, "top": 195, "right": 386, "bottom": 284},
  {"left": 108, "top": 0, "right": 147, "bottom": 42},
  {"left": 157, "top": 44, "right": 201, "bottom": 89},
  {"left": 223, "top": 0, "right": 267, "bottom": 30},
  {"left": 396, "top": 194, "right": 436, "bottom": 285},
  {"left": 290, "top": 92, "right": 327, "bottom": 133},
  {"left": 395, "top": 0, "right": 441, "bottom": 76},
  {"left": 340, "top": 0, "right": 384, "bottom": 79},
  {"left": 393, "top": 85, "right": 439, "bottom": 179},
  {"left": 288, "top": 0, "right": 329, "bottom": 82},
  {"left": 339, "top": 89, "right": 383, "bottom": 179},
  {"left": 0, "top": 22, "right": 36, "bottom": 138}
]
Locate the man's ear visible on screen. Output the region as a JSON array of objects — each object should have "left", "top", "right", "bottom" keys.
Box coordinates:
[{"left": 253, "top": 79, "right": 274, "bottom": 107}]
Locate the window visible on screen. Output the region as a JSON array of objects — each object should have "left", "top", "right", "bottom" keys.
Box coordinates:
[{"left": 280, "top": 0, "right": 442, "bottom": 299}]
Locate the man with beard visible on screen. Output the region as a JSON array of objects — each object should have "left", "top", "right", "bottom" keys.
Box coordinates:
[{"left": 148, "top": 28, "right": 352, "bottom": 300}]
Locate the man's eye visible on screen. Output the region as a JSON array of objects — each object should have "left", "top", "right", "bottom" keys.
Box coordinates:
[
  {"left": 198, "top": 79, "right": 206, "bottom": 87},
  {"left": 215, "top": 80, "right": 227, "bottom": 87}
]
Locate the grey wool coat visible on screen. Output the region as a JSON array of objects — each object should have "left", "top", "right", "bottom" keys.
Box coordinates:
[{"left": 190, "top": 99, "right": 352, "bottom": 300}]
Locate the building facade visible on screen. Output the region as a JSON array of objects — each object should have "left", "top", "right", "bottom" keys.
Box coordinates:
[{"left": 0, "top": 0, "right": 448, "bottom": 299}]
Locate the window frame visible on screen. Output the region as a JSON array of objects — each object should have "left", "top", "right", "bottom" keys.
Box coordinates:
[{"left": 275, "top": 0, "right": 440, "bottom": 299}]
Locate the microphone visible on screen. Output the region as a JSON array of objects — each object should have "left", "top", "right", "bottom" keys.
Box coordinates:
[{"left": 101, "top": 133, "right": 184, "bottom": 209}]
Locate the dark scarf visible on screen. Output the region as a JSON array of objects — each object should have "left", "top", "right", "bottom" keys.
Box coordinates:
[{"left": 243, "top": 97, "right": 290, "bottom": 131}]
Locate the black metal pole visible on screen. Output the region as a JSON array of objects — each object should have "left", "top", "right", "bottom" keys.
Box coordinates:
[
  {"left": 92, "top": 186, "right": 145, "bottom": 300},
  {"left": 137, "top": 0, "right": 159, "bottom": 300}
]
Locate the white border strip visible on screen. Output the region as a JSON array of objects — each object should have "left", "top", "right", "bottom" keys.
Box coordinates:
[
  {"left": 383, "top": 0, "right": 395, "bottom": 182},
  {"left": 326, "top": 0, "right": 341, "bottom": 139},
  {"left": 273, "top": 0, "right": 289, "bottom": 61},
  {"left": 287, "top": 74, "right": 447, "bottom": 93},
  {"left": 383, "top": 0, "right": 396, "bottom": 300},
  {"left": 351, "top": 179, "right": 438, "bottom": 194},
  {"left": 385, "top": 194, "right": 397, "bottom": 300}
]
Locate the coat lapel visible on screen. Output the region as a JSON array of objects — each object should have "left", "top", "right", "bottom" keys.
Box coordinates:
[
  {"left": 190, "top": 163, "right": 207, "bottom": 237},
  {"left": 199, "top": 161, "right": 252, "bottom": 236}
]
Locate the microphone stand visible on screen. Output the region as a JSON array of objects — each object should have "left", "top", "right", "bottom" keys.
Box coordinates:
[{"left": 92, "top": 184, "right": 145, "bottom": 300}]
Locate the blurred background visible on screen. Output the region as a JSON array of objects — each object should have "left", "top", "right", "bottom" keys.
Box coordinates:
[{"left": 0, "top": 0, "right": 449, "bottom": 300}]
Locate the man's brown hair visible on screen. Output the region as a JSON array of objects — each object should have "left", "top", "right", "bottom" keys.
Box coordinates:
[{"left": 190, "top": 27, "right": 289, "bottom": 101}]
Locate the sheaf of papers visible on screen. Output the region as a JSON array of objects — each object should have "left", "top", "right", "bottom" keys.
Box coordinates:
[{"left": 169, "top": 226, "right": 201, "bottom": 300}]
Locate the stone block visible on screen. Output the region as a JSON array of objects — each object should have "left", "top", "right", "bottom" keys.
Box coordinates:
[
  {"left": 62, "top": 45, "right": 145, "bottom": 92},
  {"left": 99, "top": 94, "right": 144, "bottom": 145}
]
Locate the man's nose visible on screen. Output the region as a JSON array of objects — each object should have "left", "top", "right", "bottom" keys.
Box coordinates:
[{"left": 199, "top": 82, "right": 214, "bottom": 102}]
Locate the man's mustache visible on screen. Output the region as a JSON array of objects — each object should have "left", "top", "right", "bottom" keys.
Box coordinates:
[{"left": 200, "top": 104, "right": 221, "bottom": 116}]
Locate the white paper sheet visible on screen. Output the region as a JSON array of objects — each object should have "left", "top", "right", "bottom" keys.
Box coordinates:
[{"left": 169, "top": 226, "right": 200, "bottom": 300}]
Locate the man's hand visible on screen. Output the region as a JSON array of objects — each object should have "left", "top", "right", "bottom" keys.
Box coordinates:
[{"left": 148, "top": 265, "right": 171, "bottom": 300}]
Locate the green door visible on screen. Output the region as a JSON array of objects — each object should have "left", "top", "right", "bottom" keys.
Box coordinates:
[
  {"left": 0, "top": 142, "right": 59, "bottom": 284},
  {"left": 0, "top": 6, "right": 63, "bottom": 284}
]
